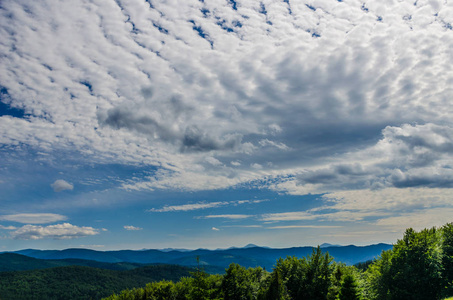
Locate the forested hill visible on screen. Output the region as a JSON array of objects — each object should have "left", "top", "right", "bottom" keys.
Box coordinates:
[
  {"left": 0, "top": 264, "right": 195, "bottom": 300},
  {"left": 9, "top": 243, "right": 392, "bottom": 269},
  {"left": 0, "top": 252, "right": 144, "bottom": 272}
]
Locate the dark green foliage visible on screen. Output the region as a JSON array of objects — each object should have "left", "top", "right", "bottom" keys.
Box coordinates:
[
  {"left": 222, "top": 263, "right": 251, "bottom": 300},
  {"left": 103, "top": 270, "right": 224, "bottom": 300},
  {"left": 0, "top": 264, "right": 193, "bottom": 300},
  {"left": 186, "top": 261, "right": 220, "bottom": 300},
  {"left": 0, "top": 253, "right": 64, "bottom": 272},
  {"left": 221, "top": 263, "right": 268, "bottom": 300},
  {"left": 0, "top": 253, "right": 151, "bottom": 272},
  {"left": 267, "top": 257, "right": 299, "bottom": 300},
  {"left": 326, "top": 263, "right": 347, "bottom": 300},
  {"left": 338, "top": 274, "right": 361, "bottom": 300},
  {"left": 390, "top": 227, "right": 443, "bottom": 300},
  {"left": 354, "top": 260, "right": 373, "bottom": 271},
  {"left": 265, "top": 269, "right": 289, "bottom": 300},
  {"left": 442, "top": 223, "right": 453, "bottom": 297},
  {"left": 363, "top": 249, "right": 394, "bottom": 300},
  {"left": 364, "top": 224, "right": 453, "bottom": 300},
  {"left": 260, "top": 246, "right": 339, "bottom": 300},
  {"left": 102, "top": 248, "right": 357, "bottom": 300},
  {"left": 302, "top": 246, "right": 334, "bottom": 300}
]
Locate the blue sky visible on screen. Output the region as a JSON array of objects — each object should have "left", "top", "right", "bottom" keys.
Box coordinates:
[{"left": 1, "top": 0, "right": 453, "bottom": 251}]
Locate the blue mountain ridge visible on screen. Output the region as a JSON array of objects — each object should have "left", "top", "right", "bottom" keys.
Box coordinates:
[{"left": 11, "top": 243, "right": 393, "bottom": 270}]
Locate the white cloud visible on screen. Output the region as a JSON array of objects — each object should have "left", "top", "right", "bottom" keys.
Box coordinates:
[
  {"left": 124, "top": 225, "right": 143, "bottom": 231},
  {"left": 211, "top": 227, "right": 220, "bottom": 231},
  {"left": 251, "top": 163, "right": 263, "bottom": 170},
  {"left": 261, "top": 211, "right": 318, "bottom": 222},
  {"left": 205, "top": 156, "right": 223, "bottom": 166},
  {"left": 0, "top": 213, "right": 67, "bottom": 224},
  {"left": 11, "top": 223, "right": 99, "bottom": 240},
  {"left": 235, "top": 199, "right": 268, "bottom": 205},
  {"left": 321, "top": 188, "right": 453, "bottom": 214},
  {"left": 374, "top": 208, "right": 453, "bottom": 231},
  {"left": 266, "top": 123, "right": 453, "bottom": 195},
  {"left": 149, "top": 199, "right": 266, "bottom": 212},
  {"left": 148, "top": 201, "right": 229, "bottom": 212},
  {"left": 266, "top": 225, "right": 342, "bottom": 229},
  {"left": 51, "top": 180, "right": 74, "bottom": 192},
  {"left": 222, "top": 225, "right": 263, "bottom": 228},
  {"left": 259, "top": 139, "right": 290, "bottom": 151},
  {"left": 0, "top": 225, "right": 16, "bottom": 230},
  {"left": 261, "top": 210, "right": 378, "bottom": 223},
  {"left": 0, "top": 0, "right": 453, "bottom": 203},
  {"left": 78, "top": 244, "right": 105, "bottom": 249},
  {"left": 260, "top": 188, "right": 453, "bottom": 234},
  {"left": 197, "top": 214, "right": 252, "bottom": 219}
]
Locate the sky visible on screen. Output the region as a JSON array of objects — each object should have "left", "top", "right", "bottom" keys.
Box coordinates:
[{"left": 1, "top": 0, "right": 453, "bottom": 251}]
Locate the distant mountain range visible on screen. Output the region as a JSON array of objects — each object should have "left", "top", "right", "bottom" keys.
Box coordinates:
[
  {"left": 0, "top": 243, "right": 393, "bottom": 299},
  {"left": 5, "top": 243, "right": 393, "bottom": 270}
]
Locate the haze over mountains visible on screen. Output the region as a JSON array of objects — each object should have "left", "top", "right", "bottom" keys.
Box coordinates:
[{"left": 3, "top": 243, "right": 392, "bottom": 271}]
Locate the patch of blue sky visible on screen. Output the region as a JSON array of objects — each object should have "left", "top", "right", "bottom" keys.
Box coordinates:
[
  {"left": 259, "top": 3, "right": 267, "bottom": 15},
  {"left": 152, "top": 22, "right": 168, "bottom": 34},
  {"left": 306, "top": 4, "right": 316, "bottom": 11},
  {"left": 228, "top": 0, "right": 238, "bottom": 11},
  {"left": 0, "top": 148, "right": 160, "bottom": 210},
  {"left": 79, "top": 81, "right": 93, "bottom": 95},
  {"left": 190, "top": 20, "right": 213, "bottom": 47},
  {"left": 200, "top": 8, "right": 209, "bottom": 17},
  {"left": 217, "top": 20, "right": 234, "bottom": 33},
  {"left": 81, "top": 188, "right": 325, "bottom": 248},
  {"left": 0, "top": 87, "right": 25, "bottom": 118},
  {"left": 144, "top": 188, "right": 324, "bottom": 220},
  {"left": 0, "top": 101, "right": 26, "bottom": 118}
]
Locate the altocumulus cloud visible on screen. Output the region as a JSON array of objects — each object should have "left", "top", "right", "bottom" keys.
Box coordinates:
[
  {"left": 11, "top": 223, "right": 99, "bottom": 240},
  {"left": 1, "top": 0, "right": 453, "bottom": 214}
]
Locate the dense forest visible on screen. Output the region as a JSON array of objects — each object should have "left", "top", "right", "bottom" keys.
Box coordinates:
[
  {"left": 0, "top": 253, "right": 148, "bottom": 272},
  {"left": 104, "top": 223, "right": 453, "bottom": 300},
  {"left": 0, "top": 264, "right": 195, "bottom": 300}
]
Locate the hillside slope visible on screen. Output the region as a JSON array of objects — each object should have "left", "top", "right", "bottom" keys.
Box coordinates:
[{"left": 0, "top": 264, "right": 194, "bottom": 300}]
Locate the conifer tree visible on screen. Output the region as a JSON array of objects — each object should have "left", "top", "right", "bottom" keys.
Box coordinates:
[{"left": 338, "top": 274, "right": 361, "bottom": 300}]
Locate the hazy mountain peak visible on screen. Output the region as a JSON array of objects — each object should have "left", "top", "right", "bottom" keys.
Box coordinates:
[{"left": 319, "top": 243, "right": 342, "bottom": 248}]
